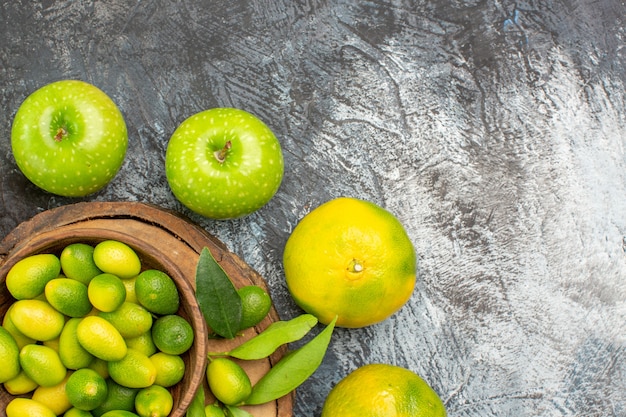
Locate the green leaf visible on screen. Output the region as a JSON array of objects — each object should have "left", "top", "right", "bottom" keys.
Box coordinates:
[
  {"left": 186, "top": 385, "right": 206, "bottom": 417},
  {"left": 195, "top": 247, "right": 242, "bottom": 338},
  {"left": 225, "top": 405, "right": 254, "bottom": 417},
  {"left": 245, "top": 316, "right": 337, "bottom": 405},
  {"left": 228, "top": 314, "right": 318, "bottom": 360}
]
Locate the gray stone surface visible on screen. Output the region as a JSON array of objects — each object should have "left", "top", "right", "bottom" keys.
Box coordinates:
[{"left": 1, "top": 1, "right": 625, "bottom": 416}]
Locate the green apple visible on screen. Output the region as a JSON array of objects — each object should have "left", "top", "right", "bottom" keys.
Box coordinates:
[
  {"left": 165, "top": 108, "right": 284, "bottom": 219},
  {"left": 11, "top": 80, "right": 128, "bottom": 197}
]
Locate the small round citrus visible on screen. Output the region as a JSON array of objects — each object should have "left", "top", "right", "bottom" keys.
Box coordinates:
[
  {"left": 19, "top": 343, "right": 67, "bottom": 387},
  {"left": 134, "top": 384, "right": 174, "bottom": 417},
  {"left": 321, "top": 364, "right": 446, "bottom": 417},
  {"left": 125, "top": 331, "right": 158, "bottom": 357},
  {"left": 151, "top": 314, "right": 194, "bottom": 355},
  {"left": 107, "top": 348, "right": 157, "bottom": 389},
  {"left": 76, "top": 316, "right": 127, "bottom": 361},
  {"left": 92, "top": 378, "right": 139, "bottom": 416},
  {"left": 93, "top": 240, "right": 141, "bottom": 279},
  {"left": 150, "top": 351, "right": 185, "bottom": 387},
  {"left": 5, "top": 253, "right": 61, "bottom": 300},
  {"left": 2, "top": 305, "right": 36, "bottom": 348},
  {"left": 0, "top": 326, "right": 21, "bottom": 383},
  {"left": 99, "top": 301, "right": 153, "bottom": 338},
  {"left": 3, "top": 370, "right": 38, "bottom": 395},
  {"left": 88, "top": 273, "right": 127, "bottom": 312},
  {"left": 58, "top": 318, "right": 95, "bottom": 370},
  {"left": 100, "top": 410, "right": 141, "bottom": 417},
  {"left": 65, "top": 368, "right": 108, "bottom": 411},
  {"left": 134, "top": 269, "right": 180, "bottom": 315},
  {"left": 5, "top": 398, "right": 56, "bottom": 417},
  {"left": 10, "top": 299, "right": 65, "bottom": 341},
  {"left": 31, "top": 373, "right": 72, "bottom": 415},
  {"left": 45, "top": 278, "right": 92, "bottom": 317},
  {"left": 60, "top": 243, "right": 103, "bottom": 284},
  {"left": 206, "top": 357, "right": 252, "bottom": 406},
  {"left": 205, "top": 402, "right": 226, "bottom": 417},
  {"left": 237, "top": 285, "right": 272, "bottom": 329},
  {"left": 284, "top": 197, "right": 417, "bottom": 328},
  {"left": 65, "top": 407, "right": 96, "bottom": 417}
]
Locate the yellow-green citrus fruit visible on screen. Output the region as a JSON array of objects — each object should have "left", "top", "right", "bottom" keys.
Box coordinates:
[
  {"left": 10, "top": 299, "right": 65, "bottom": 341},
  {"left": 124, "top": 331, "right": 158, "bottom": 357},
  {"left": 6, "top": 253, "right": 61, "bottom": 300},
  {"left": 151, "top": 314, "right": 194, "bottom": 355},
  {"left": 107, "top": 348, "right": 157, "bottom": 389},
  {"left": 31, "top": 373, "right": 73, "bottom": 415},
  {"left": 45, "top": 278, "right": 92, "bottom": 317},
  {"left": 237, "top": 285, "right": 272, "bottom": 329},
  {"left": 206, "top": 357, "right": 252, "bottom": 406},
  {"left": 76, "top": 316, "right": 127, "bottom": 361},
  {"left": 60, "top": 243, "right": 103, "bottom": 285},
  {"left": 100, "top": 410, "right": 141, "bottom": 417},
  {"left": 59, "top": 318, "right": 95, "bottom": 370},
  {"left": 5, "top": 397, "right": 56, "bottom": 417},
  {"left": 205, "top": 402, "right": 226, "bottom": 417},
  {"left": 64, "top": 407, "right": 96, "bottom": 417},
  {"left": 19, "top": 343, "right": 67, "bottom": 387},
  {"left": 134, "top": 384, "right": 173, "bottom": 417},
  {"left": 92, "top": 378, "right": 139, "bottom": 416},
  {"left": 88, "top": 357, "right": 110, "bottom": 379},
  {"left": 0, "top": 325, "right": 20, "bottom": 383},
  {"left": 88, "top": 273, "right": 127, "bottom": 312},
  {"left": 321, "top": 364, "right": 447, "bottom": 417},
  {"left": 134, "top": 269, "right": 180, "bottom": 315},
  {"left": 99, "top": 301, "right": 153, "bottom": 338},
  {"left": 65, "top": 368, "right": 108, "bottom": 411},
  {"left": 122, "top": 275, "right": 138, "bottom": 303},
  {"left": 284, "top": 197, "right": 417, "bottom": 328},
  {"left": 92, "top": 240, "right": 141, "bottom": 279},
  {"left": 3, "top": 370, "right": 38, "bottom": 395},
  {"left": 150, "top": 352, "right": 185, "bottom": 387},
  {"left": 2, "top": 306, "right": 36, "bottom": 348}
]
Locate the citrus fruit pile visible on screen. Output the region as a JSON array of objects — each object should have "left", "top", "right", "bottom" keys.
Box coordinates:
[{"left": 0, "top": 240, "right": 194, "bottom": 417}]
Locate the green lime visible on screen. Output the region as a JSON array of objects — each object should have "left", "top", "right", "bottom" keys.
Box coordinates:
[
  {"left": 10, "top": 299, "right": 65, "bottom": 341},
  {"left": 19, "top": 343, "right": 67, "bottom": 387},
  {"left": 124, "top": 331, "right": 157, "bottom": 357},
  {"left": 237, "top": 285, "right": 272, "bottom": 329},
  {"left": 134, "top": 384, "right": 173, "bottom": 417},
  {"left": 88, "top": 358, "right": 110, "bottom": 379},
  {"left": 150, "top": 352, "right": 185, "bottom": 387},
  {"left": 76, "top": 316, "right": 127, "bottom": 361},
  {"left": 205, "top": 402, "right": 226, "bottom": 417},
  {"left": 100, "top": 410, "right": 140, "bottom": 417},
  {"left": 3, "top": 370, "right": 38, "bottom": 395},
  {"left": 5, "top": 398, "right": 56, "bottom": 417},
  {"left": 32, "top": 373, "right": 72, "bottom": 415},
  {"left": 66, "top": 368, "right": 108, "bottom": 411},
  {"left": 99, "top": 302, "right": 153, "bottom": 338},
  {"left": 123, "top": 275, "right": 138, "bottom": 303},
  {"left": 206, "top": 357, "right": 252, "bottom": 406},
  {"left": 6, "top": 253, "right": 61, "bottom": 300},
  {"left": 45, "top": 278, "right": 92, "bottom": 317},
  {"left": 2, "top": 305, "right": 36, "bottom": 348},
  {"left": 64, "top": 407, "right": 96, "bottom": 417},
  {"left": 60, "top": 243, "right": 103, "bottom": 284},
  {"left": 151, "top": 315, "right": 194, "bottom": 355},
  {"left": 91, "top": 378, "right": 139, "bottom": 417},
  {"left": 134, "top": 269, "right": 180, "bottom": 315},
  {"left": 59, "top": 318, "right": 95, "bottom": 370},
  {"left": 93, "top": 240, "right": 141, "bottom": 279},
  {"left": 88, "top": 273, "right": 126, "bottom": 312},
  {"left": 107, "top": 348, "right": 157, "bottom": 389},
  {"left": 0, "top": 325, "right": 20, "bottom": 383}
]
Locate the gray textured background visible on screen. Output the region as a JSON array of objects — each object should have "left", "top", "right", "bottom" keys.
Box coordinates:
[{"left": 1, "top": 1, "right": 625, "bottom": 416}]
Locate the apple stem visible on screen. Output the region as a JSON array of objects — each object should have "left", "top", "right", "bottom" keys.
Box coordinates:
[
  {"left": 214, "top": 140, "right": 232, "bottom": 163},
  {"left": 54, "top": 127, "right": 68, "bottom": 142}
]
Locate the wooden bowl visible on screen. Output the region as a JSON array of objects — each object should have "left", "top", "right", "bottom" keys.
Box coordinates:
[{"left": 0, "top": 201, "right": 293, "bottom": 417}]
